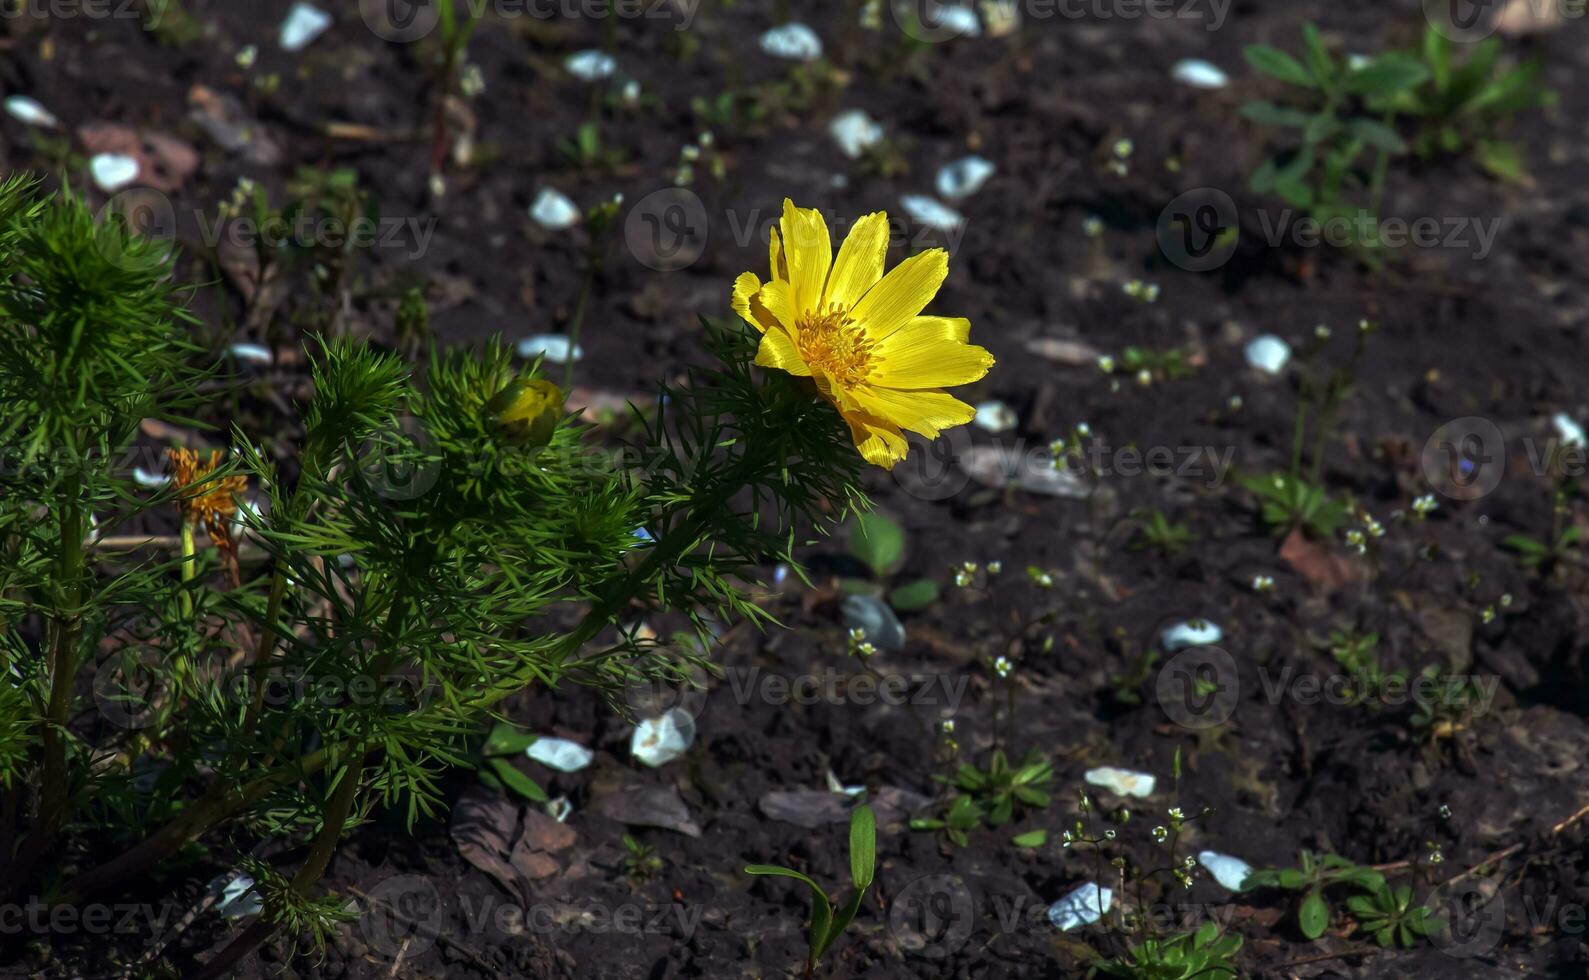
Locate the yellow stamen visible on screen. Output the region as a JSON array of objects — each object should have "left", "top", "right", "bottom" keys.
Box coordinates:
[{"left": 796, "top": 304, "right": 874, "bottom": 389}]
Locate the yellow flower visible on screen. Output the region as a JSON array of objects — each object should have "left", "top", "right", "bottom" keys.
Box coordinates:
[
  {"left": 165, "top": 448, "right": 247, "bottom": 551},
  {"left": 731, "top": 200, "right": 993, "bottom": 469},
  {"left": 484, "top": 377, "right": 564, "bottom": 449}
]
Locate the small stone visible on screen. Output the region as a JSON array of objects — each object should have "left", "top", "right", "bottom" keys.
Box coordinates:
[
  {"left": 960, "top": 445, "right": 1090, "bottom": 498},
  {"left": 89, "top": 153, "right": 140, "bottom": 193},
  {"left": 525, "top": 737, "right": 593, "bottom": 773},
  {"left": 516, "top": 333, "right": 583, "bottom": 364},
  {"left": 1084, "top": 767, "right": 1156, "bottom": 798},
  {"left": 935, "top": 155, "right": 995, "bottom": 200},
  {"left": 759, "top": 23, "right": 823, "bottom": 61},
  {"left": 1048, "top": 882, "right": 1112, "bottom": 931},
  {"left": 530, "top": 187, "right": 580, "bottom": 230},
  {"left": 829, "top": 109, "right": 884, "bottom": 160},
  {"left": 973, "top": 400, "right": 1018, "bottom": 433},
  {"left": 631, "top": 708, "right": 695, "bottom": 768},
  {"left": 1172, "top": 59, "right": 1230, "bottom": 89},
  {"left": 1244, "top": 334, "right": 1291, "bottom": 374},
  {"left": 279, "top": 3, "right": 332, "bottom": 52},
  {"left": 1197, "top": 851, "right": 1254, "bottom": 891},
  {"left": 899, "top": 194, "right": 965, "bottom": 232},
  {"left": 840, "top": 594, "right": 906, "bottom": 652},
  {"left": 1160, "top": 619, "right": 1222, "bottom": 651},
  {"left": 564, "top": 50, "right": 616, "bottom": 81},
  {"left": 4, "top": 95, "right": 58, "bottom": 128}
]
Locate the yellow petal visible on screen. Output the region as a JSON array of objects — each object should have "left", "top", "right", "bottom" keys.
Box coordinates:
[
  {"left": 845, "top": 411, "right": 910, "bottom": 469},
  {"left": 850, "top": 386, "right": 976, "bottom": 438},
  {"left": 769, "top": 226, "right": 787, "bottom": 282},
  {"left": 753, "top": 280, "right": 795, "bottom": 336},
  {"left": 754, "top": 327, "right": 811, "bottom": 376},
  {"left": 852, "top": 248, "right": 949, "bottom": 342},
  {"left": 900, "top": 315, "right": 970, "bottom": 343},
  {"left": 732, "top": 272, "right": 764, "bottom": 332},
  {"left": 872, "top": 329, "right": 994, "bottom": 389},
  {"left": 823, "top": 212, "right": 889, "bottom": 312},
  {"left": 779, "top": 199, "right": 831, "bottom": 315}
]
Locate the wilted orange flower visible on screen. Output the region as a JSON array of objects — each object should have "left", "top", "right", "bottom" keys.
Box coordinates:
[
  {"left": 732, "top": 200, "right": 994, "bottom": 469},
  {"left": 166, "top": 448, "right": 247, "bottom": 551}
]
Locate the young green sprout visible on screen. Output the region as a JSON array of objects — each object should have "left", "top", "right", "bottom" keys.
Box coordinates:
[{"left": 744, "top": 805, "right": 877, "bottom": 978}]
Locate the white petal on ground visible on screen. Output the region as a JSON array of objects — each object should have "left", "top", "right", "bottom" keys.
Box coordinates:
[
  {"left": 564, "top": 50, "right": 617, "bottom": 81},
  {"left": 525, "top": 737, "right": 594, "bottom": 773},
  {"left": 829, "top": 109, "right": 884, "bottom": 160},
  {"left": 973, "top": 400, "right": 1018, "bottom": 433},
  {"left": 212, "top": 874, "right": 264, "bottom": 919},
  {"left": 900, "top": 194, "right": 965, "bottom": 232},
  {"left": 530, "top": 187, "right": 581, "bottom": 230},
  {"left": 936, "top": 155, "right": 996, "bottom": 200},
  {"left": 1048, "top": 882, "right": 1112, "bottom": 931},
  {"left": 516, "top": 333, "right": 583, "bottom": 364},
  {"left": 226, "top": 342, "right": 274, "bottom": 365},
  {"left": 279, "top": 3, "right": 332, "bottom": 52},
  {"left": 1161, "top": 619, "right": 1223, "bottom": 651},
  {"left": 545, "top": 796, "right": 573, "bottom": 822},
  {"left": 1198, "top": 851, "right": 1254, "bottom": 891},
  {"left": 1084, "top": 766, "right": 1157, "bottom": 798},
  {"left": 4, "top": 95, "right": 58, "bottom": 127},
  {"left": 631, "top": 708, "right": 696, "bottom": 767},
  {"left": 1172, "top": 59, "right": 1230, "bottom": 89},
  {"left": 90, "top": 154, "right": 140, "bottom": 193},
  {"left": 759, "top": 23, "right": 823, "bottom": 61},
  {"left": 133, "top": 467, "right": 171, "bottom": 489},
  {"left": 1244, "top": 334, "right": 1291, "bottom": 374},
  {"left": 1552, "top": 412, "right": 1585, "bottom": 448},
  {"left": 933, "top": 5, "right": 982, "bottom": 36}
]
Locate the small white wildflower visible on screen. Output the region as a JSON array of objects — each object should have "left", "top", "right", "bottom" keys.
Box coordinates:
[
  {"left": 987, "top": 560, "right": 1003, "bottom": 575},
  {"left": 849, "top": 627, "right": 868, "bottom": 643},
  {"left": 1251, "top": 574, "right": 1275, "bottom": 593},
  {"left": 941, "top": 719, "right": 956, "bottom": 735},
  {"left": 1412, "top": 494, "right": 1439, "bottom": 517},
  {"left": 1314, "top": 323, "right": 1331, "bottom": 339},
  {"left": 1152, "top": 825, "right": 1168, "bottom": 843},
  {"left": 1135, "top": 368, "right": 1153, "bottom": 387},
  {"left": 1083, "top": 215, "right": 1104, "bottom": 238},
  {"left": 1097, "top": 354, "right": 1116, "bottom": 373},
  {"left": 1113, "top": 138, "right": 1133, "bottom": 158},
  {"left": 1075, "top": 423, "right": 1092, "bottom": 438},
  {"left": 1103, "top": 829, "right": 1117, "bottom": 840},
  {"left": 1345, "top": 529, "right": 1366, "bottom": 554},
  {"left": 993, "top": 656, "right": 1014, "bottom": 678}
]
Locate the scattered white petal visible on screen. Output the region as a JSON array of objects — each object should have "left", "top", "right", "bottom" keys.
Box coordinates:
[
  {"left": 829, "top": 109, "right": 884, "bottom": 160},
  {"left": 936, "top": 155, "right": 996, "bottom": 200},
  {"left": 1161, "top": 619, "right": 1223, "bottom": 651},
  {"left": 213, "top": 874, "right": 264, "bottom": 919},
  {"left": 226, "top": 342, "right": 274, "bottom": 366},
  {"left": 133, "top": 467, "right": 170, "bottom": 489},
  {"left": 974, "top": 400, "right": 1018, "bottom": 433},
  {"left": 1084, "top": 767, "right": 1156, "bottom": 799},
  {"left": 1243, "top": 335, "right": 1291, "bottom": 375},
  {"left": 516, "top": 333, "right": 583, "bottom": 364},
  {"left": 545, "top": 796, "right": 573, "bottom": 822},
  {"left": 530, "top": 187, "right": 581, "bottom": 230},
  {"left": 631, "top": 708, "right": 696, "bottom": 767},
  {"left": 1198, "top": 851, "right": 1254, "bottom": 891},
  {"left": 933, "top": 4, "right": 981, "bottom": 36},
  {"left": 826, "top": 770, "right": 866, "bottom": 796},
  {"left": 4, "top": 95, "right": 58, "bottom": 127},
  {"left": 1172, "top": 59, "right": 1230, "bottom": 89},
  {"left": 279, "top": 3, "right": 332, "bottom": 52},
  {"left": 89, "top": 154, "right": 140, "bottom": 193},
  {"left": 1048, "top": 882, "right": 1112, "bottom": 931},
  {"left": 1347, "top": 52, "right": 1372, "bottom": 71},
  {"left": 525, "top": 737, "right": 594, "bottom": 773},
  {"left": 900, "top": 194, "right": 965, "bottom": 232},
  {"left": 1552, "top": 412, "right": 1585, "bottom": 448},
  {"left": 564, "top": 50, "right": 617, "bottom": 81},
  {"left": 759, "top": 23, "right": 823, "bottom": 61}
]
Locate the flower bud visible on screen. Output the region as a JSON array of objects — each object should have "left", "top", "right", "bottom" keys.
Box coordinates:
[{"left": 484, "top": 378, "right": 563, "bottom": 450}]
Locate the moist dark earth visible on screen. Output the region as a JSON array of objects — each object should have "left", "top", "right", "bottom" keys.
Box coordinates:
[{"left": 4, "top": 0, "right": 1589, "bottom": 977}]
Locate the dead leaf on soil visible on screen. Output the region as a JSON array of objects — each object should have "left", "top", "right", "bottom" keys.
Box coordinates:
[
  {"left": 1279, "top": 529, "right": 1357, "bottom": 590},
  {"left": 1025, "top": 336, "right": 1103, "bottom": 366},
  {"left": 77, "top": 123, "right": 199, "bottom": 193},
  {"left": 451, "top": 787, "right": 522, "bottom": 897},
  {"left": 187, "top": 85, "right": 283, "bottom": 166},
  {"left": 1496, "top": 0, "right": 1563, "bottom": 34},
  {"left": 591, "top": 783, "right": 701, "bottom": 837}
]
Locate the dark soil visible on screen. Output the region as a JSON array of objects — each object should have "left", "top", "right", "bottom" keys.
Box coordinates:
[{"left": 4, "top": 0, "right": 1589, "bottom": 977}]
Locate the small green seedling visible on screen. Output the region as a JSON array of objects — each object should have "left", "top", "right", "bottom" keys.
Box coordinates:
[
  {"left": 1128, "top": 508, "right": 1197, "bottom": 557},
  {"left": 911, "top": 794, "right": 983, "bottom": 847},
  {"left": 1504, "top": 527, "right": 1581, "bottom": 574},
  {"left": 844, "top": 511, "right": 940, "bottom": 613},
  {"left": 1347, "top": 883, "right": 1437, "bottom": 949},
  {"left": 1326, "top": 630, "right": 1405, "bottom": 704},
  {"left": 1096, "top": 921, "right": 1243, "bottom": 978},
  {"left": 1238, "top": 472, "right": 1347, "bottom": 539},
  {"left": 1243, "top": 850, "right": 1384, "bottom": 939},
  {"left": 745, "top": 805, "right": 877, "bottom": 978},
  {"left": 945, "top": 749, "right": 1054, "bottom": 827},
  {"left": 622, "top": 834, "right": 663, "bottom": 884}
]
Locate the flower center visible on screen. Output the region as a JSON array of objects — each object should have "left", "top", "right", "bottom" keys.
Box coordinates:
[{"left": 796, "top": 304, "right": 874, "bottom": 388}]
